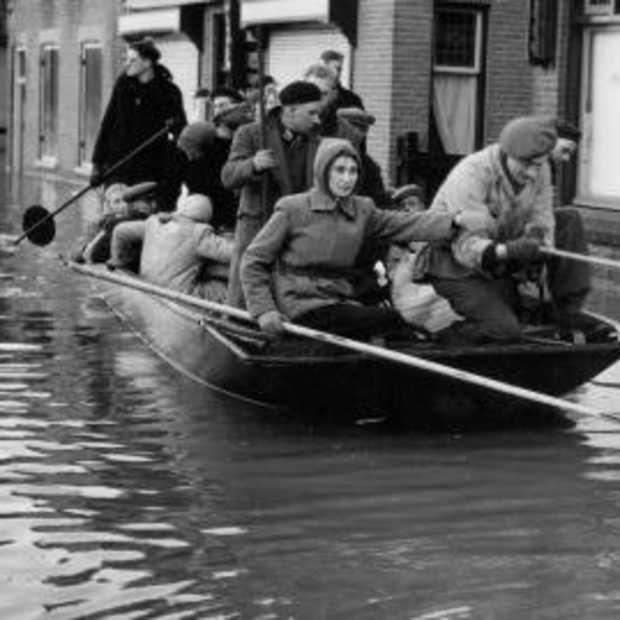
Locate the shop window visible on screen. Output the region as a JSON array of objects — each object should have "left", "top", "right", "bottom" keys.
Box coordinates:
[
  {"left": 39, "top": 44, "right": 59, "bottom": 159},
  {"left": 432, "top": 7, "right": 483, "bottom": 155},
  {"left": 78, "top": 42, "right": 103, "bottom": 167}
]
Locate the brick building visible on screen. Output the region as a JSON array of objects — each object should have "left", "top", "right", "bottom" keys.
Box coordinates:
[
  {"left": 5, "top": 0, "right": 620, "bottom": 244},
  {"left": 6, "top": 0, "right": 120, "bottom": 180}
]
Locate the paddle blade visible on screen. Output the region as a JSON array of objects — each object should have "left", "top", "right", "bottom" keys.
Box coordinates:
[{"left": 22, "top": 205, "right": 55, "bottom": 246}]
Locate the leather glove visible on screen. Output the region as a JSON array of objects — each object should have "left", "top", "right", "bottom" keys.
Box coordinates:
[
  {"left": 257, "top": 310, "right": 285, "bottom": 338},
  {"left": 505, "top": 236, "right": 542, "bottom": 263},
  {"left": 480, "top": 237, "right": 542, "bottom": 274}
]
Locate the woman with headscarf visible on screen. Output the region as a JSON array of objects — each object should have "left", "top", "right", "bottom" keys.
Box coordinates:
[{"left": 240, "top": 138, "right": 468, "bottom": 340}]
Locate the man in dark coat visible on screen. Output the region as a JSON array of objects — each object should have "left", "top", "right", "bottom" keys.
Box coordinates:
[
  {"left": 337, "top": 107, "right": 393, "bottom": 208},
  {"left": 90, "top": 37, "right": 186, "bottom": 202},
  {"left": 304, "top": 64, "right": 361, "bottom": 148},
  {"left": 320, "top": 49, "right": 364, "bottom": 110},
  {"left": 221, "top": 81, "right": 323, "bottom": 307},
  {"left": 161, "top": 102, "right": 254, "bottom": 228}
]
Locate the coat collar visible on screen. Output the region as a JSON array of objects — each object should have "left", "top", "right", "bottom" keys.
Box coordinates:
[
  {"left": 488, "top": 143, "right": 533, "bottom": 200},
  {"left": 308, "top": 188, "right": 356, "bottom": 219}
]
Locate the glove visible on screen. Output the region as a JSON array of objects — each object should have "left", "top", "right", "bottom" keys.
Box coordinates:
[
  {"left": 258, "top": 310, "right": 285, "bottom": 338},
  {"left": 505, "top": 236, "right": 542, "bottom": 263},
  {"left": 480, "top": 237, "right": 541, "bottom": 275}
]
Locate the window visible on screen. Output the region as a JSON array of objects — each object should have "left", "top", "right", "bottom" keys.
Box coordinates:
[
  {"left": 432, "top": 7, "right": 483, "bottom": 155},
  {"left": 78, "top": 42, "right": 103, "bottom": 167},
  {"left": 529, "top": 0, "right": 557, "bottom": 67},
  {"left": 584, "top": 0, "right": 612, "bottom": 15},
  {"left": 39, "top": 44, "right": 59, "bottom": 159}
]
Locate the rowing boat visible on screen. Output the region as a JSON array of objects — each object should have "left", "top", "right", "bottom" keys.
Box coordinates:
[{"left": 75, "top": 263, "right": 620, "bottom": 429}]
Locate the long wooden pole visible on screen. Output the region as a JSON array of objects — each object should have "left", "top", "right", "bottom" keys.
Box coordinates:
[
  {"left": 16, "top": 122, "right": 173, "bottom": 245},
  {"left": 67, "top": 261, "right": 612, "bottom": 420},
  {"left": 541, "top": 247, "right": 620, "bottom": 271}
]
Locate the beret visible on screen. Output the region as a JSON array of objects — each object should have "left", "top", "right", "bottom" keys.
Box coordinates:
[
  {"left": 279, "top": 81, "right": 322, "bottom": 106},
  {"left": 499, "top": 116, "right": 557, "bottom": 160}
]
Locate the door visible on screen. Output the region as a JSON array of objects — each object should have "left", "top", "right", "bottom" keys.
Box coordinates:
[{"left": 578, "top": 27, "right": 620, "bottom": 204}]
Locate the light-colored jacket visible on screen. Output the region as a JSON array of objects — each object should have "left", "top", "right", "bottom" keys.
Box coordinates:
[
  {"left": 240, "top": 138, "right": 455, "bottom": 320},
  {"left": 113, "top": 214, "right": 232, "bottom": 294},
  {"left": 426, "top": 143, "right": 555, "bottom": 279}
]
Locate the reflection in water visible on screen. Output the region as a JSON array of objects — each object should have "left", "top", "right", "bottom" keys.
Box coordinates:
[{"left": 3, "top": 171, "right": 620, "bottom": 618}]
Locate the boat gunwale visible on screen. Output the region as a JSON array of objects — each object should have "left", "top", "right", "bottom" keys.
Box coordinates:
[{"left": 94, "top": 266, "right": 620, "bottom": 365}]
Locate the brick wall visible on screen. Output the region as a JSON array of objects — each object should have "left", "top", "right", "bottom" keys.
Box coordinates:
[
  {"left": 356, "top": 0, "right": 570, "bottom": 185},
  {"left": 485, "top": 0, "right": 533, "bottom": 142},
  {"left": 354, "top": 0, "right": 396, "bottom": 183},
  {"left": 390, "top": 0, "right": 433, "bottom": 184}
]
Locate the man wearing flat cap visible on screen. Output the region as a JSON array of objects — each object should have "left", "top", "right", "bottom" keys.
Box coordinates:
[
  {"left": 337, "top": 107, "right": 392, "bottom": 209},
  {"left": 222, "top": 80, "right": 323, "bottom": 306},
  {"left": 422, "top": 115, "right": 591, "bottom": 343}
]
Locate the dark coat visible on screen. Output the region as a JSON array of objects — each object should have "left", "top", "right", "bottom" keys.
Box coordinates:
[
  {"left": 333, "top": 84, "right": 364, "bottom": 110},
  {"left": 162, "top": 137, "right": 237, "bottom": 229},
  {"left": 91, "top": 65, "right": 187, "bottom": 186},
  {"left": 221, "top": 110, "right": 321, "bottom": 221}
]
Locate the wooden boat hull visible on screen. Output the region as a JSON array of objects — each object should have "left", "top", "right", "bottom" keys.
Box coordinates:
[{"left": 97, "top": 272, "right": 620, "bottom": 429}]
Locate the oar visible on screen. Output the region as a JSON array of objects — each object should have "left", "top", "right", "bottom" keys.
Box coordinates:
[
  {"left": 16, "top": 120, "right": 174, "bottom": 247},
  {"left": 541, "top": 246, "right": 620, "bottom": 270},
  {"left": 66, "top": 260, "right": 614, "bottom": 420}
]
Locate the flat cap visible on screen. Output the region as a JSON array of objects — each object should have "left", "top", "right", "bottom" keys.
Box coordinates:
[{"left": 337, "top": 107, "right": 376, "bottom": 129}]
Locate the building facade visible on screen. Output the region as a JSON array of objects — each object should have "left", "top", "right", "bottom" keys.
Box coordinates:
[{"left": 5, "top": 0, "right": 620, "bottom": 244}]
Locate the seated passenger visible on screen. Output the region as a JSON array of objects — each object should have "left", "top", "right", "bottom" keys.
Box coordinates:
[
  {"left": 73, "top": 181, "right": 157, "bottom": 263},
  {"left": 162, "top": 113, "right": 252, "bottom": 230},
  {"left": 240, "top": 138, "right": 471, "bottom": 340},
  {"left": 384, "top": 186, "right": 462, "bottom": 334},
  {"left": 109, "top": 194, "right": 233, "bottom": 301},
  {"left": 424, "top": 115, "right": 592, "bottom": 343}
]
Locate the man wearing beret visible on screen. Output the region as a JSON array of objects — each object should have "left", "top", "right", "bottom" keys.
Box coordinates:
[
  {"left": 222, "top": 80, "right": 323, "bottom": 307},
  {"left": 423, "top": 115, "right": 590, "bottom": 343}
]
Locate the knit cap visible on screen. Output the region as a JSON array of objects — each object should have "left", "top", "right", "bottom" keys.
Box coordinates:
[{"left": 499, "top": 116, "right": 557, "bottom": 160}]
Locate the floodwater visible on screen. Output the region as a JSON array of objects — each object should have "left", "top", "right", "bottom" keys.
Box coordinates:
[{"left": 2, "top": 166, "right": 620, "bottom": 619}]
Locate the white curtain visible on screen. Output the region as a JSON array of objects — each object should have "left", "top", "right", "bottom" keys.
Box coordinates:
[{"left": 432, "top": 73, "right": 477, "bottom": 155}]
